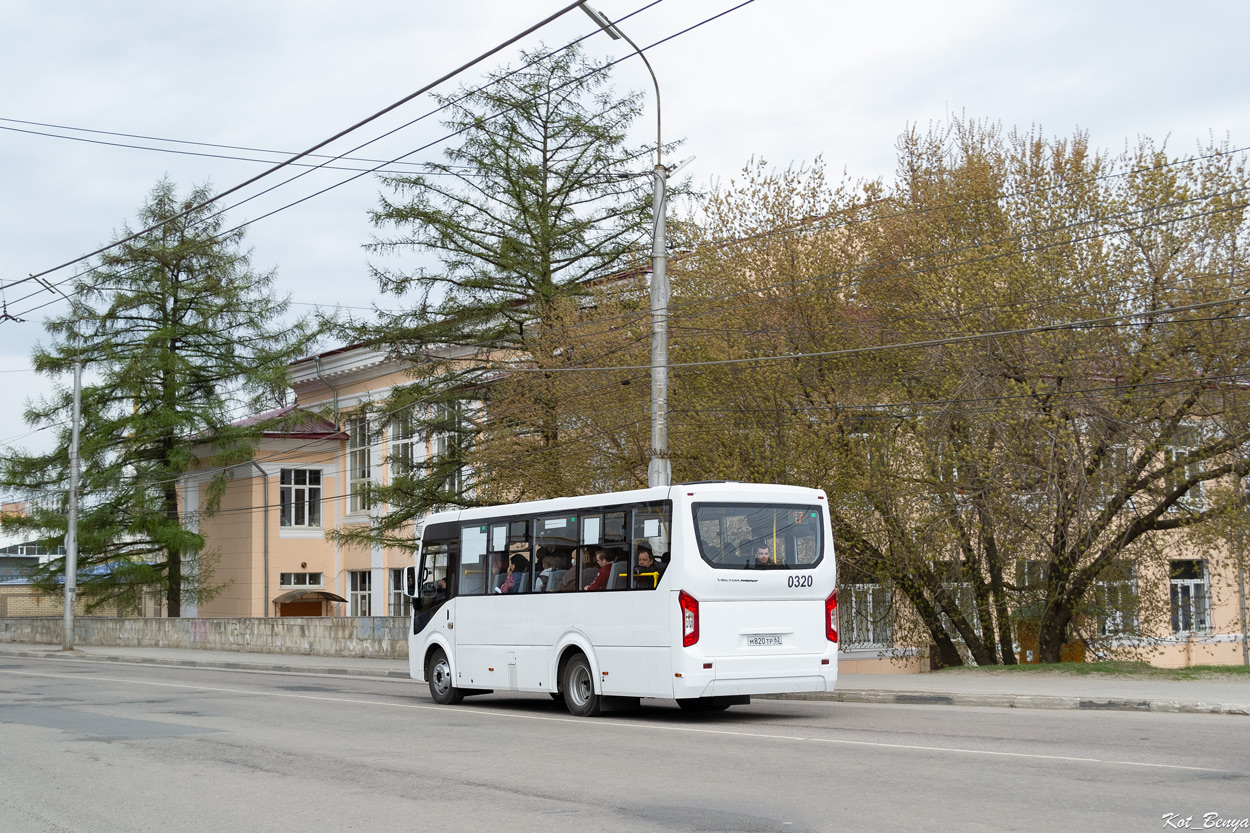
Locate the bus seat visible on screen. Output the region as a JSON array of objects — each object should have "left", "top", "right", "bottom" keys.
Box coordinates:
[
  {"left": 607, "top": 562, "right": 630, "bottom": 589},
  {"left": 546, "top": 569, "right": 566, "bottom": 591},
  {"left": 461, "top": 568, "right": 485, "bottom": 596},
  {"left": 581, "top": 567, "right": 598, "bottom": 587}
]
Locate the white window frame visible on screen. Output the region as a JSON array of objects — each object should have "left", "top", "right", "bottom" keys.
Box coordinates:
[
  {"left": 1093, "top": 567, "right": 1136, "bottom": 637},
  {"left": 347, "top": 417, "right": 373, "bottom": 514},
  {"left": 389, "top": 408, "right": 422, "bottom": 482},
  {"left": 279, "top": 468, "right": 322, "bottom": 528},
  {"left": 279, "top": 571, "right": 324, "bottom": 588},
  {"left": 1169, "top": 560, "right": 1211, "bottom": 634},
  {"left": 1165, "top": 426, "right": 1205, "bottom": 510},
  {"left": 349, "top": 570, "right": 372, "bottom": 617},
  {"left": 432, "top": 401, "right": 466, "bottom": 499},
  {"left": 390, "top": 567, "right": 412, "bottom": 618},
  {"left": 840, "top": 583, "right": 892, "bottom": 648}
]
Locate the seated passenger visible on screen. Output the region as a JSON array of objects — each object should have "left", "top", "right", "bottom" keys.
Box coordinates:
[
  {"left": 753, "top": 544, "right": 775, "bottom": 568},
  {"left": 634, "top": 549, "right": 661, "bottom": 589},
  {"left": 497, "top": 553, "right": 529, "bottom": 594},
  {"left": 535, "top": 550, "right": 559, "bottom": 592},
  {"left": 558, "top": 548, "right": 584, "bottom": 592},
  {"left": 583, "top": 547, "right": 613, "bottom": 591}
]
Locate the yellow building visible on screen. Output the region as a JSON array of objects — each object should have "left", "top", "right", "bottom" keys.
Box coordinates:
[{"left": 190, "top": 344, "right": 428, "bottom": 619}]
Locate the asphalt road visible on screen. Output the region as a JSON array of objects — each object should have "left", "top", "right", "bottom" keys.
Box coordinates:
[{"left": 0, "top": 655, "right": 1245, "bottom": 833}]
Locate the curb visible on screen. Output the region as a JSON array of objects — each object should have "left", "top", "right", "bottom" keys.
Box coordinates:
[
  {"left": 760, "top": 690, "right": 1250, "bottom": 716},
  {"left": 4, "top": 646, "right": 1247, "bottom": 716},
  {"left": 0, "top": 647, "right": 412, "bottom": 680}
]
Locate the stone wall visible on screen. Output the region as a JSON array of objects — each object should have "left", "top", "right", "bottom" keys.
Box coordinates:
[{"left": 0, "top": 616, "right": 410, "bottom": 659}]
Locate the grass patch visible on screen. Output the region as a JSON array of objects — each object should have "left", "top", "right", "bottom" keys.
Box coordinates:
[{"left": 938, "top": 660, "right": 1250, "bottom": 680}]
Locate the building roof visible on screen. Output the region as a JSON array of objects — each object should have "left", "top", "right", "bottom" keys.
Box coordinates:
[{"left": 231, "top": 406, "right": 347, "bottom": 440}]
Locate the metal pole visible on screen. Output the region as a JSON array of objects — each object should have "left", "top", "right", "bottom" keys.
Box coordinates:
[
  {"left": 1239, "top": 552, "right": 1248, "bottom": 666},
  {"left": 250, "top": 461, "right": 270, "bottom": 618},
  {"left": 578, "top": 4, "right": 670, "bottom": 486},
  {"left": 648, "top": 166, "right": 671, "bottom": 487},
  {"left": 63, "top": 358, "right": 81, "bottom": 650}
]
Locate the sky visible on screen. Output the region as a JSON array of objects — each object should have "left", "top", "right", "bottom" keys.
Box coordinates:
[{"left": 1, "top": 0, "right": 1248, "bottom": 461}]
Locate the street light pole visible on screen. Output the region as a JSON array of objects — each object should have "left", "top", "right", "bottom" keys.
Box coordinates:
[
  {"left": 579, "top": 2, "right": 671, "bottom": 487},
  {"left": 37, "top": 278, "right": 81, "bottom": 650},
  {"left": 64, "top": 357, "right": 81, "bottom": 650}
]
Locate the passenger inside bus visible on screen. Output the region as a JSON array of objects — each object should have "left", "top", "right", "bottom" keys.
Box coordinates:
[
  {"left": 498, "top": 552, "right": 530, "bottom": 594},
  {"left": 558, "top": 548, "right": 585, "bottom": 592},
  {"left": 584, "top": 547, "right": 613, "bottom": 591},
  {"left": 635, "top": 547, "right": 662, "bottom": 589},
  {"left": 753, "top": 544, "right": 774, "bottom": 568},
  {"left": 535, "top": 548, "right": 558, "bottom": 591}
]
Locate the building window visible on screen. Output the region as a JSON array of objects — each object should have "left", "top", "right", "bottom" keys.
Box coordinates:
[
  {"left": 279, "top": 469, "right": 322, "bottom": 527},
  {"left": 1169, "top": 560, "right": 1210, "bottom": 634},
  {"left": 279, "top": 572, "right": 324, "bottom": 587},
  {"left": 390, "top": 568, "right": 412, "bottom": 618},
  {"left": 389, "top": 409, "right": 421, "bottom": 481},
  {"left": 348, "top": 417, "right": 373, "bottom": 514},
  {"left": 1092, "top": 560, "right": 1136, "bottom": 636},
  {"left": 1165, "top": 427, "right": 1205, "bottom": 509},
  {"left": 841, "top": 583, "right": 892, "bottom": 647},
  {"left": 350, "top": 570, "right": 372, "bottom": 617},
  {"left": 432, "top": 401, "right": 466, "bottom": 498}
]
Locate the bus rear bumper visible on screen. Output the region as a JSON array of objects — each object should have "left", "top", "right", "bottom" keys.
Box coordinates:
[
  {"left": 706, "top": 675, "right": 829, "bottom": 697},
  {"left": 674, "top": 653, "right": 837, "bottom": 699}
]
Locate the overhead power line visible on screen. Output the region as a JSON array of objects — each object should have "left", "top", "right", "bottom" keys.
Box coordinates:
[
  {"left": 0, "top": 0, "right": 599, "bottom": 294},
  {"left": 1, "top": 0, "right": 750, "bottom": 321}
]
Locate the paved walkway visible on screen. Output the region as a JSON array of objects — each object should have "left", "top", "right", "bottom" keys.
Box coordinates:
[{"left": 2, "top": 642, "right": 1247, "bottom": 716}]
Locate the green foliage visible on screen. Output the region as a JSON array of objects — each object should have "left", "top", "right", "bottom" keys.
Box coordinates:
[
  {"left": 651, "top": 121, "right": 1250, "bottom": 665},
  {"left": 335, "top": 44, "right": 665, "bottom": 548},
  {"left": 0, "top": 179, "right": 316, "bottom": 615}
]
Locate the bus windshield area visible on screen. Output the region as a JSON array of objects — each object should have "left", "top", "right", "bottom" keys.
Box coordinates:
[{"left": 693, "top": 503, "right": 823, "bottom": 570}]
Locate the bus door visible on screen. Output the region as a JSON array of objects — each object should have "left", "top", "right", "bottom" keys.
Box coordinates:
[{"left": 412, "top": 523, "right": 457, "bottom": 639}]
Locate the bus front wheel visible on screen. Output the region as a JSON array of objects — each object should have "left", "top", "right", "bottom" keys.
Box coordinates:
[
  {"left": 561, "top": 654, "right": 601, "bottom": 717},
  {"left": 427, "top": 648, "right": 464, "bottom": 705}
]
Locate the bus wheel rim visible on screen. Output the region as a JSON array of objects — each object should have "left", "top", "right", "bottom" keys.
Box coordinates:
[
  {"left": 570, "top": 664, "right": 591, "bottom": 707},
  {"left": 432, "top": 659, "right": 451, "bottom": 695}
]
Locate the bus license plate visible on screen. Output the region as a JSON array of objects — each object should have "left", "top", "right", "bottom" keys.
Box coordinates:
[{"left": 748, "top": 635, "right": 782, "bottom": 646}]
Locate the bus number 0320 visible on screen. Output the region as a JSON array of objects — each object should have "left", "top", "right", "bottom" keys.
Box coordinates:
[{"left": 787, "top": 574, "right": 813, "bottom": 588}]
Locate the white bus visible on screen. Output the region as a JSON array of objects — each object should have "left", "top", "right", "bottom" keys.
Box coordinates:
[{"left": 401, "top": 481, "right": 837, "bottom": 715}]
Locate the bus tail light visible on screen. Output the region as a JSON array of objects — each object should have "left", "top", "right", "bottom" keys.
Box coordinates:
[
  {"left": 679, "top": 591, "right": 699, "bottom": 647},
  {"left": 825, "top": 589, "right": 838, "bottom": 643}
]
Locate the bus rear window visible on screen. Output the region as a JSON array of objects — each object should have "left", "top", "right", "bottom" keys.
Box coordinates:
[{"left": 692, "top": 504, "right": 823, "bottom": 570}]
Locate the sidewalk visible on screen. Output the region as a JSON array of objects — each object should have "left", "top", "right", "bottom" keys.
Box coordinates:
[{"left": 2, "top": 642, "right": 1247, "bottom": 716}]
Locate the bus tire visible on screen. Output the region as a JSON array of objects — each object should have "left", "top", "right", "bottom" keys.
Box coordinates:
[
  {"left": 561, "top": 654, "right": 601, "bottom": 717},
  {"left": 427, "top": 648, "right": 463, "bottom": 705}
]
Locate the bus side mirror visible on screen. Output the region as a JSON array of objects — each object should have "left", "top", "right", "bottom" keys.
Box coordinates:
[{"left": 403, "top": 566, "right": 417, "bottom": 597}]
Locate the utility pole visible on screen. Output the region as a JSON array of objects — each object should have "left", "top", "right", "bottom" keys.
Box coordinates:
[
  {"left": 580, "top": 2, "right": 672, "bottom": 487},
  {"left": 36, "top": 278, "right": 81, "bottom": 650},
  {"left": 64, "top": 357, "right": 81, "bottom": 650}
]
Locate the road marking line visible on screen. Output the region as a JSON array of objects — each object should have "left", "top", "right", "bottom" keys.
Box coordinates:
[{"left": 0, "top": 666, "right": 1227, "bottom": 773}]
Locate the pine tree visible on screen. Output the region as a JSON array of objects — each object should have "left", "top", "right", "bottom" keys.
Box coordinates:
[
  {"left": 338, "top": 43, "right": 668, "bottom": 548},
  {"left": 1, "top": 179, "right": 315, "bottom": 616}
]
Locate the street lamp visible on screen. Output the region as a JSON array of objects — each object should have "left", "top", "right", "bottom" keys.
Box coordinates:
[
  {"left": 580, "top": 2, "right": 672, "bottom": 488},
  {"left": 36, "top": 278, "right": 81, "bottom": 651}
]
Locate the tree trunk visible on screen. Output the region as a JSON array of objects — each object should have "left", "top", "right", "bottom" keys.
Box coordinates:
[
  {"left": 163, "top": 483, "right": 181, "bottom": 617},
  {"left": 1037, "top": 601, "right": 1072, "bottom": 663}
]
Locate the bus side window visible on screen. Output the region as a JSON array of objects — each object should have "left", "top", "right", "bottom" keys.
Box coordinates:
[
  {"left": 460, "top": 524, "right": 489, "bottom": 595},
  {"left": 632, "top": 504, "right": 671, "bottom": 590}
]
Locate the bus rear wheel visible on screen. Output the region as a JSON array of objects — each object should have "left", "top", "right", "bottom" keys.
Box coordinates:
[
  {"left": 427, "top": 648, "right": 464, "bottom": 705},
  {"left": 561, "top": 654, "right": 601, "bottom": 717}
]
